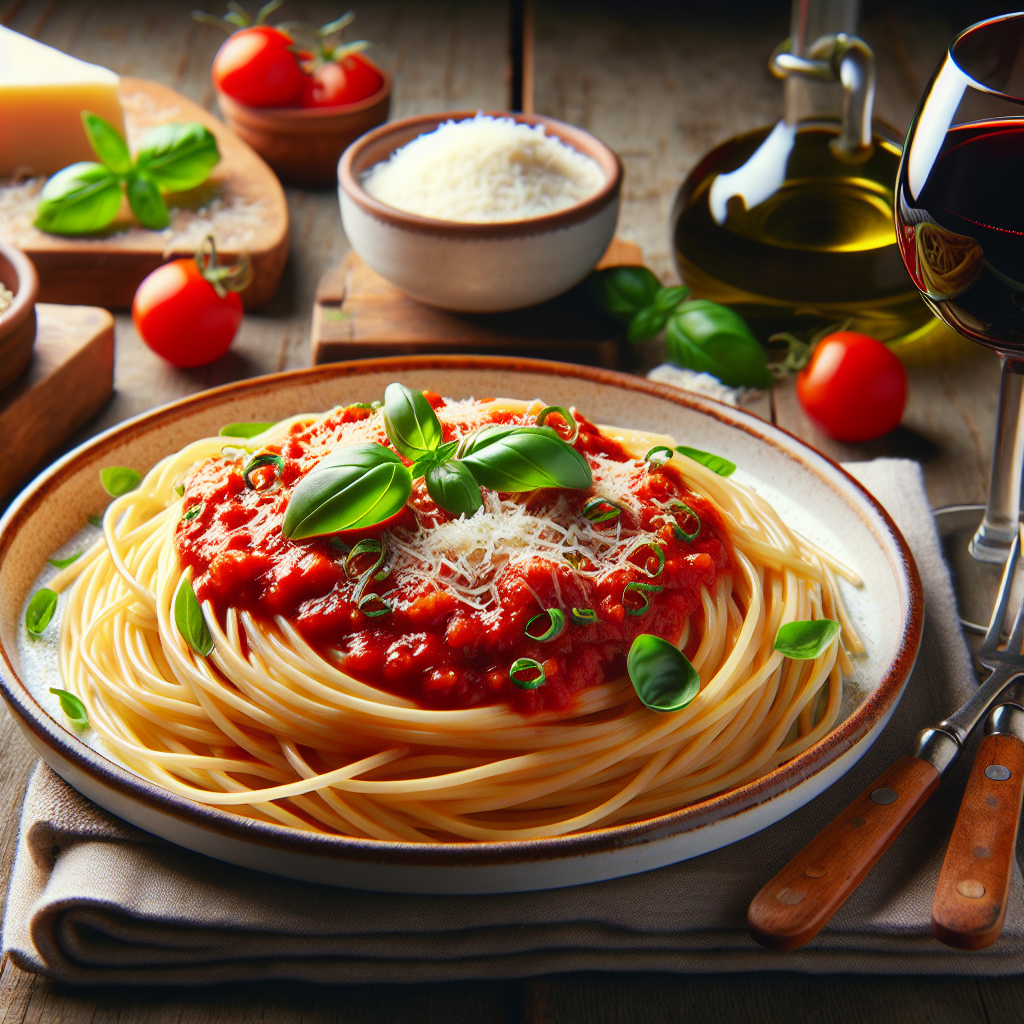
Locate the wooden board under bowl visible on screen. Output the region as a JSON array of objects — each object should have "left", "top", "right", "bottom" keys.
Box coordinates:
[
  {"left": 311, "top": 240, "right": 643, "bottom": 368},
  {"left": 0, "top": 79, "right": 289, "bottom": 310}
]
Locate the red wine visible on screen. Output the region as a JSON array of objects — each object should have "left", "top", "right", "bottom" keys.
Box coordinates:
[{"left": 896, "top": 119, "right": 1024, "bottom": 352}]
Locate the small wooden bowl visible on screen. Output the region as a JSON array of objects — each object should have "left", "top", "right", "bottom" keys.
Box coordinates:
[
  {"left": 216, "top": 67, "right": 392, "bottom": 189},
  {"left": 0, "top": 244, "right": 39, "bottom": 394}
]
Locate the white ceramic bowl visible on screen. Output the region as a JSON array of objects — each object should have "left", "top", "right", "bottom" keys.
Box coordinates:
[{"left": 337, "top": 111, "right": 622, "bottom": 312}]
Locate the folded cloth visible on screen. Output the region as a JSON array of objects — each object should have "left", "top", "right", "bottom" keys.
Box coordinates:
[{"left": 5, "top": 459, "right": 1023, "bottom": 985}]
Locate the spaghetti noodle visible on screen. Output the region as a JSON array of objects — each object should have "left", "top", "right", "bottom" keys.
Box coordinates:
[{"left": 45, "top": 394, "right": 861, "bottom": 843}]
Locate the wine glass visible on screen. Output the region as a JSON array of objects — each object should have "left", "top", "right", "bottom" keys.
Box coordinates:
[{"left": 896, "top": 13, "right": 1024, "bottom": 564}]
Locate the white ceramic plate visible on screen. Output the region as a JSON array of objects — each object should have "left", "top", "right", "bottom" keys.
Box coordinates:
[{"left": 0, "top": 357, "right": 922, "bottom": 894}]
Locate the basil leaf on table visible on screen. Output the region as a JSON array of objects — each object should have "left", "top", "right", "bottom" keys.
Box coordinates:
[
  {"left": 674, "top": 446, "right": 736, "bottom": 478},
  {"left": 25, "top": 589, "right": 58, "bottom": 636},
  {"left": 219, "top": 421, "right": 276, "bottom": 439},
  {"left": 49, "top": 688, "right": 89, "bottom": 730},
  {"left": 774, "top": 619, "right": 841, "bottom": 660},
  {"left": 459, "top": 426, "right": 593, "bottom": 492},
  {"left": 174, "top": 577, "right": 214, "bottom": 657},
  {"left": 627, "top": 633, "right": 701, "bottom": 712},
  {"left": 282, "top": 443, "right": 413, "bottom": 538},
  {"left": 383, "top": 383, "right": 443, "bottom": 462},
  {"left": 665, "top": 300, "right": 773, "bottom": 389},
  {"left": 34, "top": 162, "right": 123, "bottom": 235},
  {"left": 425, "top": 460, "right": 483, "bottom": 517},
  {"left": 587, "top": 266, "right": 663, "bottom": 322},
  {"left": 81, "top": 111, "right": 133, "bottom": 175},
  {"left": 100, "top": 466, "right": 141, "bottom": 497},
  {"left": 135, "top": 122, "right": 221, "bottom": 192},
  {"left": 126, "top": 173, "right": 170, "bottom": 230}
]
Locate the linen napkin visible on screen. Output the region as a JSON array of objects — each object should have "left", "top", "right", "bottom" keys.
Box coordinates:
[{"left": 5, "top": 459, "right": 1023, "bottom": 985}]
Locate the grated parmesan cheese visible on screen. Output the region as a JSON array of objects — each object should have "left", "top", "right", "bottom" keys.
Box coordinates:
[{"left": 361, "top": 114, "right": 605, "bottom": 223}]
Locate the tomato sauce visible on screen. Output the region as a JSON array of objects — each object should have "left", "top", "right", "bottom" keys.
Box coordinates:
[{"left": 176, "top": 399, "right": 733, "bottom": 713}]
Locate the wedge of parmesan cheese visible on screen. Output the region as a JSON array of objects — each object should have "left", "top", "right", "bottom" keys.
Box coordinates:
[{"left": 0, "top": 26, "right": 124, "bottom": 177}]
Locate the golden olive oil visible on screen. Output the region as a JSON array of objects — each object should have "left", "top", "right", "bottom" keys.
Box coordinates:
[{"left": 671, "top": 121, "right": 935, "bottom": 344}]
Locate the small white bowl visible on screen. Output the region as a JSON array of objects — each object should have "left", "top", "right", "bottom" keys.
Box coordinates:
[{"left": 337, "top": 111, "right": 622, "bottom": 313}]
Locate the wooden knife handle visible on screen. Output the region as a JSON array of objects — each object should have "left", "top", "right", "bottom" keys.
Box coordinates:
[
  {"left": 932, "top": 722, "right": 1024, "bottom": 950},
  {"left": 748, "top": 756, "right": 940, "bottom": 950}
]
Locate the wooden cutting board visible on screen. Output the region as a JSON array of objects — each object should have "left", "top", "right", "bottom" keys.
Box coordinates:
[
  {"left": 311, "top": 239, "right": 644, "bottom": 368},
  {"left": 0, "top": 303, "right": 114, "bottom": 500},
  {"left": 0, "top": 79, "right": 289, "bottom": 310}
]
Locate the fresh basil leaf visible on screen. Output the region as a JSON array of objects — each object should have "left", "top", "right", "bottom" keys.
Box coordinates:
[
  {"left": 587, "top": 266, "right": 663, "bottom": 322},
  {"left": 26, "top": 588, "right": 58, "bottom": 636},
  {"left": 652, "top": 285, "right": 691, "bottom": 313},
  {"left": 219, "top": 421, "right": 276, "bottom": 438},
  {"left": 100, "top": 466, "right": 141, "bottom": 497},
  {"left": 126, "top": 172, "right": 169, "bottom": 229},
  {"left": 49, "top": 687, "right": 89, "bottom": 729},
  {"left": 627, "top": 633, "right": 700, "bottom": 712},
  {"left": 383, "top": 383, "right": 443, "bottom": 462},
  {"left": 627, "top": 304, "right": 674, "bottom": 344},
  {"left": 282, "top": 443, "right": 413, "bottom": 539},
  {"left": 674, "top": 446, "right": 736, "bottom": 477},
  {"left": 173, "top": 576, "right": 214, "bottom": 656},
  {"left": 665, "top": 300, "right": 773, "bottom": 389},
  {"left": 411, "top": 440, "right": 458, "bottom": 478},
  {"left": 81, "top": 111, "right": 133, "bottom": 175},
  {"left": 34, "top": 162, "right": 123, "bottom": 235},
  {"left": 459, "top": 426, "right": 592, "bottom": 492},
  {"left": 135, "top": 122, "right": 220, "bottom": 192},
  {"left": 425, "top": 459, "right": 483, "bottom": 517},
  {"left": 48, "top": 551, "right": 83, "bottom": 569},
  {"left": 774, "top": 619, "right": 841, "bottom": 660}
]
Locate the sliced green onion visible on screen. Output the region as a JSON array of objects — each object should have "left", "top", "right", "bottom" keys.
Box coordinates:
[
  {"left": 635, "top": 542, "right": 665, "bottom": 577},
  {"left": 243, "top": 452, "right": 284, "bottom": 490},
  {"left": 571, "top": 607, "right": 598, "bottom": 625},
  {"left": 623, "top": 581, "right": 664, "bottom": 617},
  {"left": 667, "top": 501, "right": 700, "bottom": 543},
  {"left": 535, "top": 405, "right": 579, "bottom": 443},
  {"left": 26, "top": 588, "right": 58, "bottom": 636},
  {"left": 48, "top": 551, "right": 82, "bottom": 569},
  {"left": 357, "top": 593, "right": 392, "bottom": 618},
  {"left": 644, "top": 445, "right": 675, "bottom": 468},
  {"left": 583, "top": 497, "right": 621, "bottom": 523},
  {"left": 181, "top": 503, "right": 202, "bottom": 522},
  {"left": 49, "top": 687, "right": 89, "bottom": 729},
  {"left": 510, "top": 657, "right": 546, "bottom": 689},
  {"left": 525, "top": 608, "right": 566, "bottom": 642}
]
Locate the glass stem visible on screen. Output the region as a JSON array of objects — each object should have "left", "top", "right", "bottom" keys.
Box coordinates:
[{"left": 971, "top": 355, "right": 1024, "bottom": 563}]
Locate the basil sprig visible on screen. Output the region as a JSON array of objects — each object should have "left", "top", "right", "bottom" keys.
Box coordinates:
[
  {"left": 281, "top": 385, "right": 593, "bottom": 538},
  {"left": 35, "top": 112, "right": 220, "bottom": 236},
  {"left": 627, "top": 634, "right": 700, "bottom": 713},
  {"left": 774, "top": 619, "right": 841, "bottom": 660},
  {"left": 588, "top": 265, "right": 772, "bottom": 389},
  {"left": 50, "top": 688, "right": 90, "bottom": 730}
]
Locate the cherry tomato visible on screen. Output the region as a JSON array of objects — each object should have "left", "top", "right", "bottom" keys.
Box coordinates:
[
  {"left": 300, "top": 54, "right": 385, "bottom": 107},
  {"left": 212, "top": 26, "right": 304, "bottom": 108},
  {"left": 796, "top": 331, "right": 907, "bottom": 442},
  {"left": 133, "top": 259, "right": 243, "bottom": 368}
]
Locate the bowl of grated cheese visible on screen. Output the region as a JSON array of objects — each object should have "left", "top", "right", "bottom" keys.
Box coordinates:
[
  {"left": 0, "top": 243, "right": 38, "bottom": 393},
  {"left": 338, "top": 112, "right": 622, "bottom": 312}
]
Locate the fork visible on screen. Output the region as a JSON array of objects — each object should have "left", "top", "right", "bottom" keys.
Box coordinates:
[
  {"left": 931, "top": 529, "right": 1024, "bottom": 950},
  {"left": 747, "top": 532, "right": 1024, "bottom": 950}
]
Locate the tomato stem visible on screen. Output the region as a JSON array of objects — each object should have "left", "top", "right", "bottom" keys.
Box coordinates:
[{"left": 194, "top": 235, "right": 252, "bottom": 298}]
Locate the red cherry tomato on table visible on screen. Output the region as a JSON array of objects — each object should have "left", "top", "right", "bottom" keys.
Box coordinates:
[
  {"left": 301, "top": 54, "right": 385, "bottom": 107},
  {"left": 133, "top": 259, "right": 243, "bottom": 368},
  {"left": 212, "top": 26, "right": 305, "bottom": 107},
  {"left": 796, "top": 331, "right": 907, "bottom": 442}
]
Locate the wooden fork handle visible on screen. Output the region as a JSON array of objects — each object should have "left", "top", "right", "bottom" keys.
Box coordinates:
[
  {"left": 748, "top": 756, "right": 940, "bottom": 950},
  {"left": 932, "top": 709, "right": 1024, "bottom": 950}
]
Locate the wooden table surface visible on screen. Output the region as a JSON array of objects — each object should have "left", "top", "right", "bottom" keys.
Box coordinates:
[{"left": 0, "top": 0, "right": 1020, "bottom": 1020}]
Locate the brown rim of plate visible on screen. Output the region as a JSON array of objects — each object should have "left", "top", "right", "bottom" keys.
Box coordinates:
[
  {"left": 0, "top": 243, "right": 38, "bottom": 331},
  {"left": 214, "top": 63, "right": 393, "bottom": 125},
  {"left": 337, "top": 111, "right": 624, "bottom": 238},
  {"left": 0, "top": 356, "right": 923, "bottom": 868}
]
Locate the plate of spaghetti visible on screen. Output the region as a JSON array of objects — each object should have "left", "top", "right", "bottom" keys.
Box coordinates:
[{"left": 0, "top": 357, "right": 921, "bottom": 893}]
